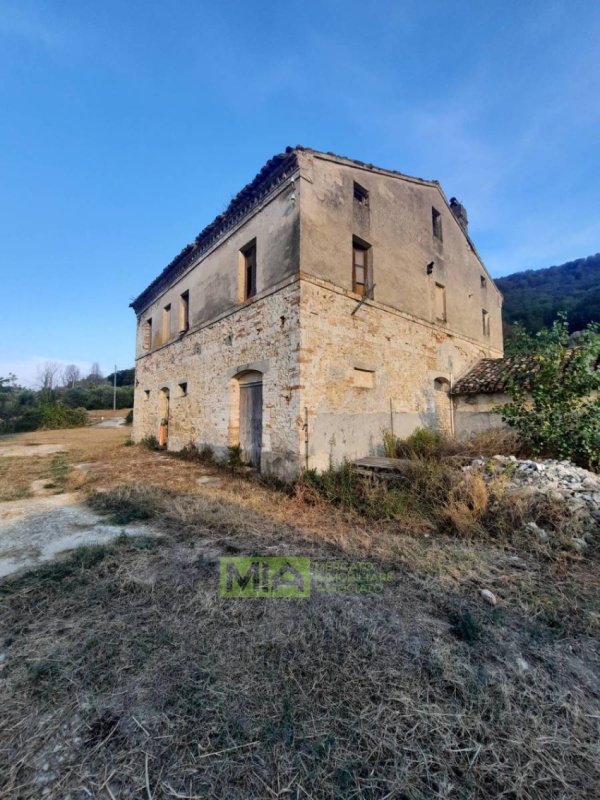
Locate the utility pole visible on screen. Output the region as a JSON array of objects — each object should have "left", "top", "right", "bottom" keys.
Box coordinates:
[{"left": 113, "top": 364, "right": 117, "bottom": 411}]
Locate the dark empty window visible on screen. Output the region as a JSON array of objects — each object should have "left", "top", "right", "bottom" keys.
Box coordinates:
[
  {"left": 242, "top": 240, "right": 257, "bottom": 299},
  {"left": 480, "top": 275, "right": 487, "bottom": 288},
  {"left": 352, "top": 238, "right": 371, "bottom": 297},
  {"left": 143, "top": 318, "right": 152, "bottom": 350},
  {"left": 179, "top": 291, "right": 189, "bottom": 332},
  {"left": 432, "top": 207, "right": 443, "bottom": 240},
  {"left": 178, "top": 382, "right": 188, "bottom": 397},
  {"left": 353, "top": 182, "right": 369, "bottom": 206}
]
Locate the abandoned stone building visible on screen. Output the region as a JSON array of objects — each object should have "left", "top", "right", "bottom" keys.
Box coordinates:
[{"left": 131, "top": 146, "right": 504, "bottom": 479}]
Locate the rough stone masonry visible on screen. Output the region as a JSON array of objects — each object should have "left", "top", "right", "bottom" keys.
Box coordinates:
[{"left": 131, "top": 147, "right": 503, "bottom": 479}]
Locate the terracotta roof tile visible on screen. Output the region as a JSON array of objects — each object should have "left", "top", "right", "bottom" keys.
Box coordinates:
[
  {"left": 451, "top": 356, "right": 540, "bottom": 395},
  {"left": 452, "top": 350, "right": 599, "bottom": 395}
]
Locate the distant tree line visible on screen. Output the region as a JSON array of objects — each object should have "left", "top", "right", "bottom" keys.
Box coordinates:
[
  {"left": 497, "top": 253, "right": 600, "bottom": 337},
  {"left": 0, "top": 363, "right": 135, "bottom": 433}
]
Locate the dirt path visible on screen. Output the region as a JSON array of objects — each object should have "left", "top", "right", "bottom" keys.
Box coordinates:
[
  {"left": 0, "top": 492, "right": 158, "bottom": 578},
  {"left": 0, "top": 426, "right": 159, "bottom": 578}
]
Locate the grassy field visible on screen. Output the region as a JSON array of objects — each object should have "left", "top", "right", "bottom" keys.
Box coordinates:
[{"left": 0, "top": 426, "right": 599, "bottom": 798}]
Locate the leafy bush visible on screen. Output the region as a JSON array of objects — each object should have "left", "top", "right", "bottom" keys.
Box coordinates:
[
  {"left": 140, "top": 434, "right": 159, "bottom": 451},
  {"left": 496, "top": 315, "right": 600, "bottom": 470},
  {"left": 14, "top": 402, "right": 88, "bottom": 432}
]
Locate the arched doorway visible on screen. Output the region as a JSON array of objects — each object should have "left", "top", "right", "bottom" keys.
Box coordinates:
[
  {"left": 159, "top": 387, "right": 170, "bottom": 448},
  {"left": 237, "top": 371, "right": 263, "bottom": 468}
]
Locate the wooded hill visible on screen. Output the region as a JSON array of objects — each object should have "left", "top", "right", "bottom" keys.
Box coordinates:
[{"left": 496, "top": 252, "right": 600, "bottom": 333}]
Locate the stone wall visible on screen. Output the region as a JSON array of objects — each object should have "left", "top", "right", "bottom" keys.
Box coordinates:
[
  {"left": 298, "top": 276, "right": 502, "bottom": 471},
  {"left": 133, "top": 279, "right": 304, "bottom": 480}
]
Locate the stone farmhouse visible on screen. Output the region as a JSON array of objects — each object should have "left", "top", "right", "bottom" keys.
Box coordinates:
[{"left": 131, "top": 146, "right": 504, "bottom": 479}]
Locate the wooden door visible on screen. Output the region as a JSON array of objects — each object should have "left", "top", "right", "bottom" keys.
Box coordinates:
[
  {"left": 159, "top": 389, "right": 170, "bottom": 448},
  {"left": 239, "top": 381, "right": 262, "bottom": 469}
]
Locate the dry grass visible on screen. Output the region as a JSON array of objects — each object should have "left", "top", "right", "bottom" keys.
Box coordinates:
[
  {"left": 1, "top": 521, "right": 599, "bottom": 799},
  {"left": 1, "top": 427, "right": 600, "bottom": 797}
]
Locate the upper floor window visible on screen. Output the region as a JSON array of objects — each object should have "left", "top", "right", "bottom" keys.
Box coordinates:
[
  {"left": 143, "top": 318, "right": 152, "bottom": 350},
  {"left": 179, "top": 290, "right": 189, "bottom": 333},
  {"left": 162, "top": 304, "right": 171, "bottom": 342},
  {"left": 432, "top": 207, "right": 443, "bottom": 241},
  {"left": 352, "top": 238, "right": 371, "bottom": 297},
  {"left": 353, "top": 181, "right": 369, "bottom": 206},
  {"left": 482, "top": 308, "right": 490, "bottom": 337},
  {"left": 435, "top": 283, "right": 447, "bottom": 323},
  {"left": 480, "top": 275, "right": 487, "bottom": 288},
  {"left": 241, "top": 239, "right": 257, "bottom": 300}
]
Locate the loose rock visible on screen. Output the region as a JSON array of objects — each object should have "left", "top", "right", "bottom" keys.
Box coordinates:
[{"left": 481, "top": 589, "right": 497, "bottom": 606}]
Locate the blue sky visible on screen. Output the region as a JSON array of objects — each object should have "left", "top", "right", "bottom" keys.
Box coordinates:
[{"left": 1, "top": 0, "right": 599, "bottom": 386}]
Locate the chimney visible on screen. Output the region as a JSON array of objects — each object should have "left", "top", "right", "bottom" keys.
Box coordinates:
[{"left": 449, "top": 197, "right": 468, "bottom": 234}]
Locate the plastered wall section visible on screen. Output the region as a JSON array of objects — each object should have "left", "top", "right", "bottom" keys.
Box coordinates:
[
  {"left": 454, "top": 392, "right": 511, "bottom": 437},
  {"left": 133, "top": 279, "right": 304, "bottom": 480},
  {"left": 298, "top": 277, "right": 503, "bottom": 471},
  {"left": 296, "top": 151, "right": 504, "bottom": 356}
]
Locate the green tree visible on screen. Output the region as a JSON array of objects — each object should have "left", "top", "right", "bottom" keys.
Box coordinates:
[{"left": 497, "top": 314, "right": 600, "bottom": 470}]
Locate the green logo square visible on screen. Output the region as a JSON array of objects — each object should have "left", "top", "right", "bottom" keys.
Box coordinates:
[{"left": 219, "top": 556, "right": 311, "bottom": 598}]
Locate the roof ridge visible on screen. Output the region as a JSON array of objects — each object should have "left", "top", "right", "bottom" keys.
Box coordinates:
[{"left": 292, "top": 145, "right": 438, "bottom": 186}]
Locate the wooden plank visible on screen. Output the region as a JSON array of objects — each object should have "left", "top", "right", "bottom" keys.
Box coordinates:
[{"left": 352, "top": 457, "right": 414, "bottom": 472}]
